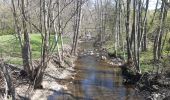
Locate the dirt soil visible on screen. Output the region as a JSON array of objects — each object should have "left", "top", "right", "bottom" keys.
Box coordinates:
[
  {"left": 0, "top": 44, "right": 77, "bottom": 100},
  {"left": 15, "top": 62, "right": 76, "bottom": 100},
  {"left": 136, "top": 72, "right": 170, "bottom": 100}
]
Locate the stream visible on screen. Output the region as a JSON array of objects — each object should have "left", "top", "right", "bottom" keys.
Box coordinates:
[{"left": 48, "top": 41, "right": 144, "bottom": 100}]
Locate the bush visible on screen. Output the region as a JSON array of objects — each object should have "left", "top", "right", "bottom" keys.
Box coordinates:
[{"left": 0, "top": 28, "right": 15, "bottom": 36}]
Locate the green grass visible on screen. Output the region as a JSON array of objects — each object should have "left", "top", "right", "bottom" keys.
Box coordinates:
[
  {"left": 30, "top": 34, "right": 42, "bottom": 58},
  {"left": 0, "top": 34, "right": 71, "bottom": 65},
  {"left": 103, "top": 40, "right": 155, "bottom": 73},
  {"left": 103, "top": 41, "right": 114, "bottom": 53},
  {"left": 140, "top": 51, "right": 153, "bottom": 72}
]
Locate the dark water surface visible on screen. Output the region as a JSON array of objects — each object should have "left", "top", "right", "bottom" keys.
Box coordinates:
[{"left": 48, "top": 42, "right": 144, "bottom": 100}]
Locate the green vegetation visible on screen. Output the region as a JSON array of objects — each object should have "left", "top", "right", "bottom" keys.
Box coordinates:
[
  {"left": 0, "top": 34, "right": 71, "bottom": 65},
  {"left": 103, "top": 34, "right": 170, "bottom": 73},
  {"left": 0, "top": 29, "right": 15, "bottom": 36},
  {"left": 103, "top": 40, "right": 125, "bottom": 55}
]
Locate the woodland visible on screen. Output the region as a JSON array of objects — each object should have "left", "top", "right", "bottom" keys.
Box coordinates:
[{"left": 0, "top": 0, "right": 170, "bottom": 100}]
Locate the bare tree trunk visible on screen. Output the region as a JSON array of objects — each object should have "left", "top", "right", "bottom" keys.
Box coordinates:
[
  {"left": 71, "top": 0, "right": 82, "bottom": 55},
  {"left": 131, "top": 0, "right": 137, "bottom": 70},
  {"left": 21, "top": 0, "right": 33, "bottom": 79},
  {"left": 0, "top": 61, "right": 15, "bottom": 100},
  {"left": 141, "top": 0, "right": 149, "bottom": 51},
  {"left": 114, "top": 0, "right": 118, "bottom": 56},
  {"left": 153, "top": 0, "right": 166, "bottom": 61},
  {"left": 136, "top": 0, "right": 142, "bottom": 72},
  {"left": 12, "top": 0, "right": 33, "bottom": 79},
  {"left": 53, "top": 8, "right": 62, "bottom": 63},
  {"left": 126, "top": 0, "right": 142, "bottom": 72},
  {"left": 11, "top": 0, "right": 23, "bottom": 48},
  {"left": 126, "top": 0, "right": 132, "bottom": 60},
  {"left": 57, "top": 0, "right": 64, "bottom": 61},
  {"left": 34, "top": 0, "right": 51, "bottom": 89}
]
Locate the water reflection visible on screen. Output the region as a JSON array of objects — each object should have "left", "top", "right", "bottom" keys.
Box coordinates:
[{"left": 48, "top": 42, "right": 144, "bottom": 100}]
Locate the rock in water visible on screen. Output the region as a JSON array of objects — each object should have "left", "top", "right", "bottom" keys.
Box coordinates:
[
  {"left": 89, "top": 51, "right": 94, "bottom": 55},
  {"left": 101, "top": 56, "right": 107, "bottom": 60}
]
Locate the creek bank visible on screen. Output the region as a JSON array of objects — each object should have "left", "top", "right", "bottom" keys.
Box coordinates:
[
  {"left": 93, "top": 41, "right": 170, "bottom": 100},
  {"left": 93, "top": 41, "right": 141, "bottom": 84},
  {"left": 136, "top": 72, "right": 170, "bottom": 100},
  {"left": 0, "top": 44, "right": 78, "bottom": 100}
]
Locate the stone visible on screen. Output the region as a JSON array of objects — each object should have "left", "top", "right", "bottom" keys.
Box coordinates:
[{"left": 101, "top": 56, "right": 107, "bottom": 60}]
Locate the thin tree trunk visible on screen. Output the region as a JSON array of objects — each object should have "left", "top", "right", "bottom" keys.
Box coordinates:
[
  {"left": 11, "top": 0, "right": 23, "bottom": 48},
  {"left": 0, "top": 62, "right": 15, "bottom": 100},
  {"left": 21, "top": 0, "right": 32, "bottom": 77},
  {"left": 71, "top": 0, "right": 82, "bottom": 55},
  {"left": 126, "top": 0, "right": 132, "bottom": 60}
]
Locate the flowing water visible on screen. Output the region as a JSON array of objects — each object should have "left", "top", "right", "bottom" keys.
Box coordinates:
[{"left": 48, "top": 41, "right": 144, "bottom": 100}]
